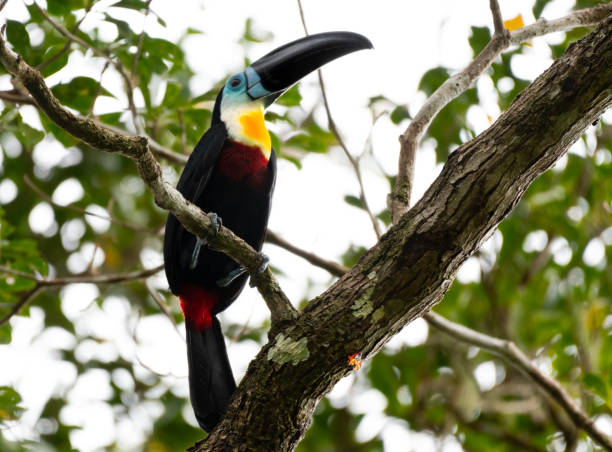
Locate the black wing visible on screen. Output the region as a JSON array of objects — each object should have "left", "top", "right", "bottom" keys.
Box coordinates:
[{"left": 164, "top": 123, "right": 228, "bottom": 294}]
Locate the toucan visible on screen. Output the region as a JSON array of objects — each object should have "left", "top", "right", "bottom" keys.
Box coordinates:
[{"left": 163, "top": 31, "right": 372, "bottom": 432}]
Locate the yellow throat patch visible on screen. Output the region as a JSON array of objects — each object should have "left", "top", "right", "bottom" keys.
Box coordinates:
[{"left": 239, "top": 109, "right": 271, "bottom": 158}]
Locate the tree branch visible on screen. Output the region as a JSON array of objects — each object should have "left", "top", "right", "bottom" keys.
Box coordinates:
[
  {"left": 425, "top": 311, "right": 612, "bottom": 451},
  {"left": 0, "top": 264, "right": 164, "bottom": 325},
  {"left": 198, "top": 16, "right": 611, "bottom": 450},
  {"left": 0, "top": 30, "right": 296, "bottom": 327},
  {"left": 0, "top": 89, "right": 188, "bottom": 165},
  {"left": 130, "top": 0, "right": 153, "bottom": 81},
  {"left": 0, "top": 264, "right": 163, "bottom": 286},
  {"left": 266, "top": 228, "right": 612, "bottom": 449},
  {"left": 388, "top": 3, "right": 612, "bottom": 223},
  {"left": 0, "top": 89, "right": 35, "bottom": 105},
  {"left": 489, "top": 0, "right": 508, "bottom": 36},
  {"left": 23, "top": 174, "right": 154, "bottom": 233}
]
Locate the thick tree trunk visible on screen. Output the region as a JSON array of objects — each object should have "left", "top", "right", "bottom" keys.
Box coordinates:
[{"left": 197, "top": 15, "right": 612, "bottom": 452}]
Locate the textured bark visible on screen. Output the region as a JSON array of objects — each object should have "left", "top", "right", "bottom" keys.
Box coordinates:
[{"left": 197, "top": 15, "right": 612, "bottom": 452}]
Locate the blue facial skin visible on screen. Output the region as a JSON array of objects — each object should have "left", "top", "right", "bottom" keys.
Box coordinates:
[{"left": 222, "top": 68, "right": 275, "bottom": 107}]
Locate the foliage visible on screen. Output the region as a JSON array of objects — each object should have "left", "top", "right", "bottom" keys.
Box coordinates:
[{"left": 0, "top": 1, "right": 610, "bottom": 451}]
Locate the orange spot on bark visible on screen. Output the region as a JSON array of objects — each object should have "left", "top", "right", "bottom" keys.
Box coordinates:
[{"left": 348, "top": 352, "right": 362, "bottom": 371}]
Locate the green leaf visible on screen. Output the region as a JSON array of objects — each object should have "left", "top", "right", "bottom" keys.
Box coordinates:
[
  {"left": 52, "top": 77, "right": 114, "bottom": 115},
  {"left": 161, "top": 83, "right": 183, "bottom": 108},
  {"left": 276, "top": 85, "right": 302, "bottom": 107},
  {"left": 111, "top": 0, "right": 149, "bottom": 11},
  {"left": 104, "top": 15, "right": 136, "bottom": 41},
  {"left": 6, "top": 20, "right": 31, "bottom": 60},
  {"left": 377, "top": 209, "right": 391, "bottom": 226},
  {"left": 39, "top": 44, "right": 71, "bottom": 77},
  {"left": 155, "top": 15, "right": 167, "bottom": 28},
  {"left": 418, "top": 67, "right": 450, "bottom": 96},
  {"left": 97, "top": 112, "right": 123, "bottom": 126},
  {"left": 468, "top": 26, "right": 491, "bottom": 57},
  {"left": 583, "top": 373, "right": 607, "bottom": 399},
  {"left": 533, "top": 0, "right": 554, "bottom": 19},
  {"left": 390, "top": 105, "right": 411, "bottom": 125},
  {"left": 12, "top": 123, "right": 45, "bottom": 149},
  {"left": 40, "top": 114, "right": 78, "bottom": 147},
  {"left": 344, "top": 195, "right": 365, "bottom": 210},
  {"left": 265, "top": 111, "right": 295, "bottom": 126},
  {"left": 0, "top": 324, "right": 11, "bottom": 344},
  {"left": 285, "top": 119, "right": 336, "bottom": 153},
  {"left": 241, "top": 18, "right": 273, "bottom": 43},
  {"left": 47, "top": 0, "right": 88, "bottom": 16},
  {"left": 0, "top": 386, "right": 24, "bottom": 423},
  {"left": 341, "top": 245, "right": 367, "bottom": 268},
  {"left": 25, "top": 3, "right": 45, "bottom": 22},
  {"left": 0, "top": 275, "right": 36, "bottom": 293},
  {"left": 286, "top": 133, "right": 327, "bottom": 153}
]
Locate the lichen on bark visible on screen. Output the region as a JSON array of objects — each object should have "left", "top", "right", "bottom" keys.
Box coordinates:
[{"left": 267, "top": 333, "right": 310, "bottom": 365}]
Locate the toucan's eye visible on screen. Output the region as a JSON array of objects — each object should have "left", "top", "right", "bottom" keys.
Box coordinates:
[{"left": 230, "top": 77, "right": 241, "bottom": 88}]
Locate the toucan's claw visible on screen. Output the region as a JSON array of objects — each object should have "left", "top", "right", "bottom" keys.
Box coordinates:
[
  {"left": 217, "top": 267, "right": 247, "bottom": 287},
  {"left": 256, "top": 254, "right": 269, "bottom": 274},
  {"left": 217, "top": 254, "right": 269, "bottom": 288},
  {"left": 189, "top": 238, "right": 204, "bottom": 270},
  {"left": 249, "top": 254, "right": 269, "bottom": 287},
  {"left": 189, "top": 213, "right": 222, "bottom": 270},
  {"left": 208, "top": 212, "right": 222, "bottom": 235}
]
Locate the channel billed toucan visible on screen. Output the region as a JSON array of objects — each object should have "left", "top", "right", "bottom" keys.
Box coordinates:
[{"left": 163, "top": 31, "right": 372, "bottom": 432}]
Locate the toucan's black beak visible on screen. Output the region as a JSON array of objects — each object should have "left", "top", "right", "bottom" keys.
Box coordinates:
[{"left": 245, "top": 31, "right": 372, "bottom": 104}]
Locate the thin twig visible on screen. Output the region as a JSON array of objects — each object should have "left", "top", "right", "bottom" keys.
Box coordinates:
[
  {"left": 489, "top": 0, "right": 508, "bottom": 36},
  {"left": 0, "top": 89, "right": 187, "bottom": 164},
  {"left": 33, "top": 3, "right": 144, "bottom": 134},
  {"left": 23, "top": 175, "right": 154, "bottom": 233},
  {"left": 36, "top": 0, "right": 96, "bottom": 72},
  {"left": 425, "top": 311, "right": 612, "bottom": 452},
  {"left": 0, "top": 264, "right": 163, "bottom": 286},
  {"left": 145, "top": 279, "right": 176, "bottom": 326},
  {"left": 0, "top": 89, "right": 34, "bottom": 105},
  {"left": 265, "top": 230, "right": 347, "bottom": 278},
  {"left": 0, "top": 264, "right": 164, "bottom": 326},
  {"left": 510, "top": 5, "right": 612, "bottom": 44},
  {"left": 448, "top": 401, "right": 547, "bottom": 452},
  {"left": 144, "top": 279, "right": 184, "bottom": 341},
  {"left": 0, "top": 285, "right": 44, "bottom": 327},
  {"left": 87, "top": 61, "right": 110, "bottom": 116},
  {"left": 178, "top": 108, "right": 188, "bottom": 154},
  {"left": 296, "top": 0, "right": 382, "bottom": 240},
  {"left": 130, "top": 0, "right": 153, "bottom": 80},
  {"left": 388, "top": 3, "right": 612, "bottom": 223}
]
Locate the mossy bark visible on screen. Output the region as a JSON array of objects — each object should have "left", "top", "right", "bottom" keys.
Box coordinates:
[{"left": 197, "top": 15, "right": 612, "bottom": 452}]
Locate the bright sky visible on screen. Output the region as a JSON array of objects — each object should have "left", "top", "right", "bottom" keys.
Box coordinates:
[{"left": 0, "top": 0, "right": 597, "bottom": 450}]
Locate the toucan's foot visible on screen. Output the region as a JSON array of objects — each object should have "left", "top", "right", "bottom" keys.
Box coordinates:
[
  {"left": 257, "top": 254, "right": 269, "bottom": 274},
  {"left": 216, "top": 267, "right": 247, "bottom": 287},
  {"left": 207, "top": 212, "right": 222, "bottom": 235},
  {"left": 189, "top": 213, "right": 222, "bottom": 269},
  {"left": 216, "top": 254, "right": 269, "bottom": 288},
  {"left": 249, "top": 254, "right": 269, "bottom": 287}
]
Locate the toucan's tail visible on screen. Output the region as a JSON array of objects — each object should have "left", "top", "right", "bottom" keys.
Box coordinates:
[{"left": 186, "top": 316, "right": 236, "bottom": 432}]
